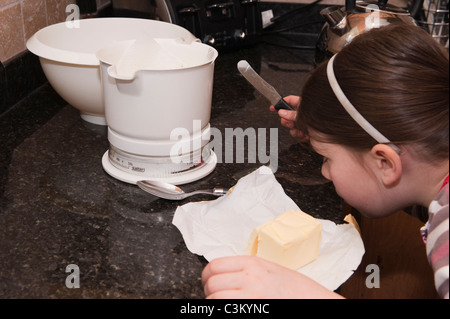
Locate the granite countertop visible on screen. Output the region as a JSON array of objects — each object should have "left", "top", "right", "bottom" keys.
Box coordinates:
[{"left": 0, "top": 43, "right": 343, "bottom": 298}]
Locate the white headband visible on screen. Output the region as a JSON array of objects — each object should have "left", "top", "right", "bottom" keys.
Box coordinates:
[{"left": 326, "top": 54, "right": 401, "bottom": 154}]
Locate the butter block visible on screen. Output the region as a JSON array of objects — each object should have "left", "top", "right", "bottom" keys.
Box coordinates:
[{"left": 245, "top": 210, "right": 322, "bottom": 270}]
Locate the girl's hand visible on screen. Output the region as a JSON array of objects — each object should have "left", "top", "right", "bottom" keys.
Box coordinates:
[
  {"left": 202, "top": 256, "right": 343, "bottom": 299},
  {"left": 269, "top": 95, "right": 309, "bottom": 143}
]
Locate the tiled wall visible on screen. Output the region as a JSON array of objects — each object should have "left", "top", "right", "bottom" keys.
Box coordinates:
[{"left": 0, "top": 0, "right": 110, "bottom": 63}]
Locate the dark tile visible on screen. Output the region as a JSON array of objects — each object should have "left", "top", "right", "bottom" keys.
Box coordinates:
[
  {"left": 0, "top": 51, "right": 47, "bottom": 117},
  {"left": 3, "top": 51, "right": 47, "bottom": 111}
]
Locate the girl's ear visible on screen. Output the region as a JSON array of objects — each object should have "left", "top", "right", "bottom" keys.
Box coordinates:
[{"left": 370, "top": 144, "right": 403, "bottom": 187}]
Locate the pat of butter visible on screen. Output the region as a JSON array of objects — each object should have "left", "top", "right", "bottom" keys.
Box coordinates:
[{"left": 245, "top": 210, "right": 322, "bottom": 270}]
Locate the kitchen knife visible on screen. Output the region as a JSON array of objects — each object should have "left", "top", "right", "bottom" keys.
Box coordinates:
[{"left": 237, "top": 60, "right": 294, "bottom": 111}]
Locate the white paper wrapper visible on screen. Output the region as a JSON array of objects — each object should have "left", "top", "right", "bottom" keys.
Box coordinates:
[{"left": 172, "top": 166, "right": 365, "bottom": 291}]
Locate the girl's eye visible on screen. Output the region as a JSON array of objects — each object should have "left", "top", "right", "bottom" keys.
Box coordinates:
[{"left": 322, "top": 157, "right": 329, "bottom": 163}]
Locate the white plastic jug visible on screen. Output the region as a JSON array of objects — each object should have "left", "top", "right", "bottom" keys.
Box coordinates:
[{"left": 97, "top": 37, "right": 218, "bottom": 156}]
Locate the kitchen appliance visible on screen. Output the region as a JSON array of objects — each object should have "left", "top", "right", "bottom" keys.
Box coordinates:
[
  {"left": 315, "top": 0, "right": 416, "bottom": 64},
  {"left": 112, "top": 0, "right": 262, "bottom": 50},
  {"left": 97, "top": 36, "right": 219, "bottom": 185}
]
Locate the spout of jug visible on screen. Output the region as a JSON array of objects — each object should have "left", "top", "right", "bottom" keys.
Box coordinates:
[{"left": 107, "top": 65, "right": 136, "bottom": 81}]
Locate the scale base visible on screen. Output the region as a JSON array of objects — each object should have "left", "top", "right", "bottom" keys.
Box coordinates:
[{"left": 102, "top": 150, "right": 218, "bottom": 185}]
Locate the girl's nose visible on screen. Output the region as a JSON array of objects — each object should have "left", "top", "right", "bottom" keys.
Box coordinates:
[{"left": 321, "top": 164, "right": 331, "bottom": 181}]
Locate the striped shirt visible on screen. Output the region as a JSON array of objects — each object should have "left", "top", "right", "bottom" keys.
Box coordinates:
[{"left": 421, "top": 180, "right": 449, "bottom": 299}]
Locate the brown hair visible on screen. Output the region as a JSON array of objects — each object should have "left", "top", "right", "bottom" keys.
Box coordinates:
[{"left": 297, "top": 23, "right": 449, "bottom": 163}]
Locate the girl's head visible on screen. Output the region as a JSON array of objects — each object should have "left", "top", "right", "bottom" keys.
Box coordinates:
[
  {"left": 296, "top": 23, "right": 449, "bottom": 216},
  {"left": 297, "top": 23, "right": 448, "bottom": 162}
]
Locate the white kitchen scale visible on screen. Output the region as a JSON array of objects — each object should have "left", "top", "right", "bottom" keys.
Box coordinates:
[
  {"left": 102, "top": 126, "right": 218, "bottom": 185},
  {"left": 102, "top": 148, "right": 217, "bottom": 185},
  {"left": 96, "top": 35, "right": 219, "bottom": 186}
]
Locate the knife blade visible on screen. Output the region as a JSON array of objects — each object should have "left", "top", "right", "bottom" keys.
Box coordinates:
[{"left": 237, "top": 60, "right": 294, "bottom": 111}]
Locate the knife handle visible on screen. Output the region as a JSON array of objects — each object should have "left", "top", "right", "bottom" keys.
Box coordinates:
[{"left": 274, "top": 99, "right": 294, "bottom": 111}]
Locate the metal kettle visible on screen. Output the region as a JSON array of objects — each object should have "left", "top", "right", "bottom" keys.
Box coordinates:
[{"left": 315, "top": 0, "right": 416, "bottom": 64}]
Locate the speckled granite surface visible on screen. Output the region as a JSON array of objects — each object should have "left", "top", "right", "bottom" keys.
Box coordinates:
[{"left": 0, "top": 43, "right": 343, "bottom": 298}]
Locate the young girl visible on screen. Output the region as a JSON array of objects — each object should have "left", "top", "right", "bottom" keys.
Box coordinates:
[{"left": 201, "top": 23, "right": 449, "bottom": 299}]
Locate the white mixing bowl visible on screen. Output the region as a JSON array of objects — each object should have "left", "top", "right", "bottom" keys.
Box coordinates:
[{"left": 26, "top": 18, "right": 198, "bottom": 125}]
